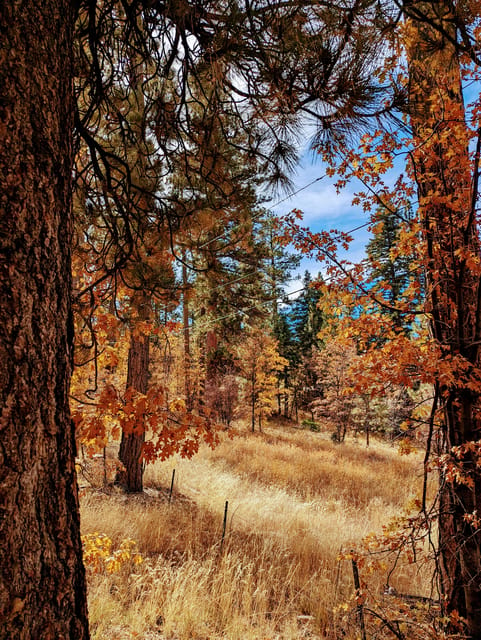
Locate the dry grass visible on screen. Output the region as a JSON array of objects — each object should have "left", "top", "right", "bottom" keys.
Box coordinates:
[
  {"left": 80, "top": 421, "right": 435, "bottom": 640},
  {"left": 196, "top": 427, "right": 420, "bottom": 509}
]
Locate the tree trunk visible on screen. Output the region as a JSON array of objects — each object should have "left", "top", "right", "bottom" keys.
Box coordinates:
[
  {"left": 406, "top": 2, "right": 481, "bottom": 633},
  {"left": 118, "top": 309, "right": 150, "bottom": 493},
  {"left": 0, "top": 1, "right": 89, "bottom": 638},
  {"left": 251, "top": 370, "right": 256, "bottom": 432},
  {"left": 364, "top": 398, "right": 370, "bottom": 448},
  {"left": 182, "top": 255, "right": 192, "bottom": 410},
  {"left": 283, "top": 387, "right": 289, "bottom": 418},
  {"left": 115, "top": 34, "right": 154, "bottom": 494}
]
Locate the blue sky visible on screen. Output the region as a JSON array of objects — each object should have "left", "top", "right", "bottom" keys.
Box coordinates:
[{"left": 270, "top": 153, "right": 372, "bottom": 294}]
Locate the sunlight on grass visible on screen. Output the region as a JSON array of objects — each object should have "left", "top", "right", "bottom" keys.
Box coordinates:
[{"left": 81, "top": 422, "right": 434, "bottom": 639}]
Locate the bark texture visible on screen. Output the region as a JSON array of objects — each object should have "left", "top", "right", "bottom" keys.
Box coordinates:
[
  {"left": 0, "top": 1, "right": 89, "bottom": 638},
  {"left": 406, "top": 2, "right": 481, "bottom": 634},
  {"left": 117, "top": 299, "right": 150, "bottom": 493}
]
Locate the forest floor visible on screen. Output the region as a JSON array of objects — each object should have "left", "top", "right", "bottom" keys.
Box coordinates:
[{"left": 79, "top": 419, "right": 437, "bottom": 640}]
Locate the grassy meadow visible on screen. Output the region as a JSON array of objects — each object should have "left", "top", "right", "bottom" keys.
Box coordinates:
[{"left": 79, "top": 421, "right": 437, "bottom": 640}]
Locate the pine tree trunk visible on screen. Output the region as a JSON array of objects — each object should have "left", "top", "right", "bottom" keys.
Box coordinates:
[
  {"left": 251, "top": 370, "right": 256, "bottom": 432},
  {"left": 283, "top": 387, "right": 289, "bottom": 418},
  {"left": 182, "top": 256, "right": 192, "bottom": 410},
  {"left": 195, "top": 309, "right": 207, "bottom": 411},
  {"left": 0, "top": 1, "right": 89, "bottom": 637},
  {"left": 406, "top": 2, "right": 481, "bottom": 633},
  {"left": 118, "top": 300, "right": 150, "bottom": 493},
  {"left": 115, "top": 36, "right": 153, "bottom": 493}
]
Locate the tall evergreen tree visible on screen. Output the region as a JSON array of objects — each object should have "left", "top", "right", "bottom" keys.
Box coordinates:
[
  {"left": 288, "top": 271, "right": 324, "bottom": 358},
  {"left": 0, "top": 1, "right": 89, "bottom": 637},
  {"left": 273, "top": 272, "right": 324, "bottom": 416},
  {"left": 365, "top": 205, "right": 419, "bottom": 330}
]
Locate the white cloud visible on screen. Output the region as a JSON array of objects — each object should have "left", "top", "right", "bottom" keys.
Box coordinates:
[{"left": 269, "top": 157, "right": 371, "bottom": 283}]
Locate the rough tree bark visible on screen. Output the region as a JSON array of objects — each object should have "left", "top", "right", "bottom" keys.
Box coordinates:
[
  {"left": 117, "top": 297, "right": 150, "bottom": 493},
  {"left": 406, "top": 2, "right": 481, "bottom": 633},
  {"left": 0, "top": 1, "right": 89, "bottom": 638}
]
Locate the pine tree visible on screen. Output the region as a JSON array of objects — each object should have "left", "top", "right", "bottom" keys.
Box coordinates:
[
  {"left": 0, "top": 2, "right": 89, "bottom": 637},
  {"left": 365, "top": 205, "right": 419, "bottom": 330},
  {"left": 288, "top": 272, "right": 324, "bottom": 359},
  {"left": 274, "top": 272, "right": 324, "bottom": 417}
]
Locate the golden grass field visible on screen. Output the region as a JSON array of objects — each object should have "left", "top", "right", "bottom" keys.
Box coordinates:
[{"left": 79, "top": 422, "right": 437, "bottom": 640}]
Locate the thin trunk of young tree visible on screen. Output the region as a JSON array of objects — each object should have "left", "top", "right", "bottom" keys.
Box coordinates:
[
  {"left": 182, "top": 255, "right": 192, "bottom": 410},
  {"left": 0, "top": 1, "right": 89, "bottom": 637},
  {"left": 196, "top": 324, "right": 207, "bottom": 412},
  {"left": 251, "top": 369, "right": 256, "bottom": 432},
  {"left": 283, "top": 383, "right": 289, "bottom": 418},
  {"left": 406, "top": 2, "right": 481, "bottom": 632}
]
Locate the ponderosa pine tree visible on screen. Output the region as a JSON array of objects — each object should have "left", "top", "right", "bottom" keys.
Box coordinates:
[
  {"left": 116, "top": 294, "right": 151, "bottom": 492},
  {"left": 404, "top": 2, "right": 481, "bottom": 630},
  {"left": 0, "top": 1, "right": 89, "bottom": 637}
]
